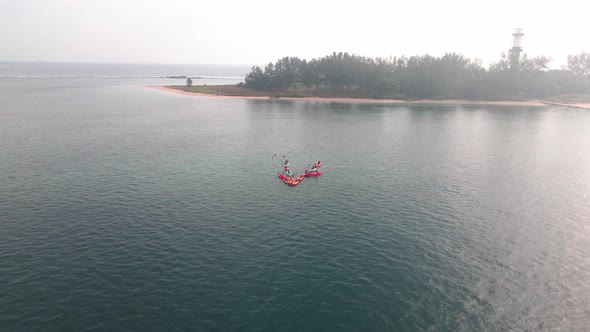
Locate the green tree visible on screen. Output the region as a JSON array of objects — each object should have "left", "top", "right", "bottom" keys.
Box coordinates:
[
  {"left": 567, "top": 52, "right": 590, "bottom": 77},
  {"left": 520, "top": 54, "right": 552, "bottom": 72},
  {"left": 272, "top": 57, "right": 303, "bottom": 91},
  {"left": 301, "top": 59, "right": 321, "bottom": 92},
  {"left": 186, "top": 77, "right": 193, "bottom": 87},
  {"left": 240, "top": 50, "right": 590, "bottom": 100},
  {"left": 244, "top": 66, "right": 268, "bottom": 91}
]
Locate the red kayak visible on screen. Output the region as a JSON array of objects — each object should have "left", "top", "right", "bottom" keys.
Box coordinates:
[{"left": 278, "top": 173, "right": 304, "bottom": 186}]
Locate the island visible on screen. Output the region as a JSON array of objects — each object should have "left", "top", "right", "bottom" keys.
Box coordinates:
[{"left": 152, "top": 51, "right": 590, "bottom": 108}]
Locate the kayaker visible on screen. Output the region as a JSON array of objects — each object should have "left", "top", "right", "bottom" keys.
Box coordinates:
[{"left": 284, "top": 159, "right": 289, "bottom": 167}]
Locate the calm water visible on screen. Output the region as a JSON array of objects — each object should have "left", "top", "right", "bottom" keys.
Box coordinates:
[
  {"left": 1, "top": 73, "right": 590, "bottom": 331},
  {"left": 0, "top": 62, "right": 251, "bottom": 78}
]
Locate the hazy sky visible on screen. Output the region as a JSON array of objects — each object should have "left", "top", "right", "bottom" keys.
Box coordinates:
[{"left": 1, "top": 0, "right": 588, "bottom": 67}]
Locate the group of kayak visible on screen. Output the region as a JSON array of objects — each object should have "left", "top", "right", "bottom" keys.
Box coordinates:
[{"left": 278, "top": 160, "right": 322, "bottom": 186}]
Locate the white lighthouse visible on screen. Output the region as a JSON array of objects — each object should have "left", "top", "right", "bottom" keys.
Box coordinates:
[{"left": 510, "top": 28, "right": 524, "bottom": 71}]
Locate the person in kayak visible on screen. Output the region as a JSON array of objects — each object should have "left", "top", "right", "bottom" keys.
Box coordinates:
[
  {"left": 308, "top": 161, "right": 320, "bottom": 172},
  {"left": 284, "top": 168, "right": 292, "bottom": 177},
  {"left": 284, "top": 159, "right": 289, "bottom": 167}
]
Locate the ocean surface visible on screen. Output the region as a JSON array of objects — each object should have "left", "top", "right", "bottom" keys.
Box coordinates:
[
  {"left": 1, "top": 64, "right": 590, "bottom": 331},
  {"left": 0, "top": 62, "right": 251, "bottom": 78}
]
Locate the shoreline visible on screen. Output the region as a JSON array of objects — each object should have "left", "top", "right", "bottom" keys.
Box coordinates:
[{"left": 145, "top": 85, "right": 551, "bottom": 107}]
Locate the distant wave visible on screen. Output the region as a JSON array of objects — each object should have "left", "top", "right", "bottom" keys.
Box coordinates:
[
  {"left": 1, "top": 75, "right": 245, "bottom": 79},
  {"left": 0, "top": 62, "right": 251, "bottom": 79}
]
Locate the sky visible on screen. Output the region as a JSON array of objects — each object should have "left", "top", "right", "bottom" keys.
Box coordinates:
[{"left": 0, "top": 0, "right": 588, "bottom": 67}]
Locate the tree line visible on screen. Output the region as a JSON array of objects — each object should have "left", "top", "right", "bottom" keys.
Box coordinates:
[{"left": 243, "top": 51, "right": 590, "bottom": 100}]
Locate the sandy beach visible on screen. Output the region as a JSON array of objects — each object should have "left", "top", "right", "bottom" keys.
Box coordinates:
[{"left": 146, "top": 85, "right": 551, "bottom": 107}]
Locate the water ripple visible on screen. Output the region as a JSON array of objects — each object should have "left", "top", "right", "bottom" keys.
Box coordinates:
[{"left": 1, "top": 81, "right": 590, "bottom": 330}]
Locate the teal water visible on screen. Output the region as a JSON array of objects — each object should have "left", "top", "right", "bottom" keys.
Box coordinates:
[{"left": 1, "top": 77, "right": 590, "bottom": 331}]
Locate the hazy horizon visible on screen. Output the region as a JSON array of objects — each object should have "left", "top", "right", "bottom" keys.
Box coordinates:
[
  {"left": 1, "top": 0, "right": 588, "bottom": 68},
  {"left": 0, "top": 60, "right": 253, "bottom": 66}
]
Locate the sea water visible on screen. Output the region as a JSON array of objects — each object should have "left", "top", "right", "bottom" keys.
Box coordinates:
[{"left": 1, "top": 65, "right": 589, "bottom": 331}]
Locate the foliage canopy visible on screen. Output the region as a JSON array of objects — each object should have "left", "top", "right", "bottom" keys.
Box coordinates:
[{"left": 243, "top": 52, "right": 590, "bottom": 100}]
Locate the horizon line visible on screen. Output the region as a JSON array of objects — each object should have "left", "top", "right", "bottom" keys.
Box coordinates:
[{"left": 0, "top": 60, "right": 254, "bottom": 66}]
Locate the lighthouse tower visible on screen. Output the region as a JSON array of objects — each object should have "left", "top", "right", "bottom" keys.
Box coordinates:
[{"left": 510, "top": 28, "right": 524, "bottom": 71}]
